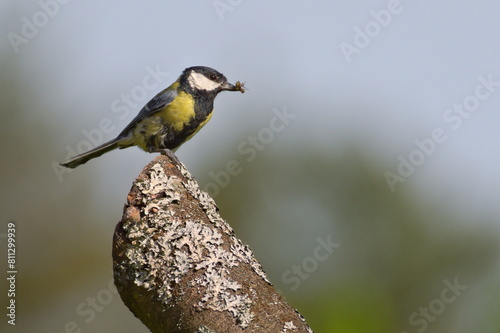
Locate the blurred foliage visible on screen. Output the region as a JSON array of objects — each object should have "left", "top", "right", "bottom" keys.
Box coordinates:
[
  {"left": 0, "top": 51, "right": 119, "bottom": 333},
  {"left": 201, "top": 145, "right": 499, "bottom": 333}
]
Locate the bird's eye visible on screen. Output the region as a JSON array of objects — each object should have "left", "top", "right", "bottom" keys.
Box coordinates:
[{"left": 210, "top": 74, "right": 217, "bottom": 80}]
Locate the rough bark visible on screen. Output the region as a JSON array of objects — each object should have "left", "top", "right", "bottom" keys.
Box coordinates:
[{"left": 112, "top": 155, "right": 314, "bottom": 333}]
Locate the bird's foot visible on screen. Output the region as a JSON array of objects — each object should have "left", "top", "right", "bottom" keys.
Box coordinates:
[{"left": 150, "top": 148, "right": 181, "bottom": 165}]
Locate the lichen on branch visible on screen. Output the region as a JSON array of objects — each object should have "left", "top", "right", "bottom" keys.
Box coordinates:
[{"left": 113, "top": 155, "right": 313, "bottom": 333}]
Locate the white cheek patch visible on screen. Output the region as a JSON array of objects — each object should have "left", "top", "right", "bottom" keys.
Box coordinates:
[{"left": 188, "top": 72, "right": 220, "bottom": 91}]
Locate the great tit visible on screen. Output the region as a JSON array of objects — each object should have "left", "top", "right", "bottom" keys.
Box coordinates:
[{"left": 60, "top": 66, "right": 244, "bottom": 168}]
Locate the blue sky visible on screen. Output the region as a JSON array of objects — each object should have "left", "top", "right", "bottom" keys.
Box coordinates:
[{"left": 3, "top": 1, "right": 500, "bottom": 217}]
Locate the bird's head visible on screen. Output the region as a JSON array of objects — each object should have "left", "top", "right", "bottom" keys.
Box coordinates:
[{"left": 181, "top": 66, "right": 245, "bottom": 94}]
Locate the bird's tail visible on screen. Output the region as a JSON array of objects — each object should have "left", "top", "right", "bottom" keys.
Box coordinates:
[{"left": 60, "top": 137, "right": 124, "bottom": 168}]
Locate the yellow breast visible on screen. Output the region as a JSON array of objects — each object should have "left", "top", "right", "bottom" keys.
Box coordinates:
[
  {"left": 158, "top": 91, "right": 196, "bottom": 132},
  {"left": 132, "top": 90, "right": 212, "bottom": 151}
]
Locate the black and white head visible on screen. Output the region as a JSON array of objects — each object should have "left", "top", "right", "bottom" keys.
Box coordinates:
[{"left": 181, "top": 66, "right": 238, "bottom": 95}]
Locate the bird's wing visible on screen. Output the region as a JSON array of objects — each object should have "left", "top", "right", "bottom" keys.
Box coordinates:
[{"left": 118, "top": 88, "right": 178, "bottom": 137}]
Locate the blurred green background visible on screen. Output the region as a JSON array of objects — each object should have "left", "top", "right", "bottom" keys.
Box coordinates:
[{"left": 1, "top": 1, "right": 500, "bottom": 332}]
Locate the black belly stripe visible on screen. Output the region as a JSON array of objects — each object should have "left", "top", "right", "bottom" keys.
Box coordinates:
[{"left": 145, "top": 92, "right": 216, "bottom": 151}]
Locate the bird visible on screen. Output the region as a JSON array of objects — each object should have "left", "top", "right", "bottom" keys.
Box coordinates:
[{"left": 60, "top": 66, "right": 244, "bottom": 168}]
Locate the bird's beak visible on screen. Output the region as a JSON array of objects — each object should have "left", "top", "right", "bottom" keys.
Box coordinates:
[
  {"left": 221, "top": 82, "right": 236, "bottom": 90},
  {"left": 221, "top": 81, "right": 245, "bottom": 93}
]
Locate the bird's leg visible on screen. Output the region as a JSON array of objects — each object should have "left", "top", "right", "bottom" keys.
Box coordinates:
[
  {"left": 149, "top": 148, "right": 182, "bottom": 165},
  {"left": 161, "top": 149, "right": 182, "bottom": 165}
]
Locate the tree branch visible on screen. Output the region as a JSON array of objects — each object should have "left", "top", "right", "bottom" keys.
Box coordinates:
[{"left": 112, "top": 155, "right": 314, "bottom": 333}]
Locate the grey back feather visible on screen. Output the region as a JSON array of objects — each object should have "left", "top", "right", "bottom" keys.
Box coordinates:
[{"left": 118, "top": 88, "right": 178, "bottom": 137}]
